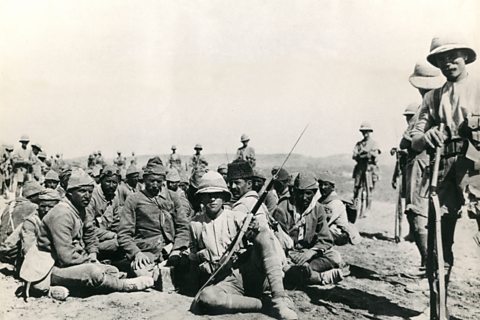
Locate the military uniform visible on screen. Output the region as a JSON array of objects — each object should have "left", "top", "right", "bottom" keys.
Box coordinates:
[
  {"left": 410, "top": 36, "right": 479, "bottom": 319},
  {"left": 352, "top": 137, "right": 381, "bottom": 190},
  {"left": 117, "top": 187, "right": 190, "bottom": 274}
]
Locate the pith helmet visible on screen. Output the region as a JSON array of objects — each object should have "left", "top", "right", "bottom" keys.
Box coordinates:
[
  {"left": 194, "top": 144, "right": 203, "bottom": 150},
  {"left": 427, "top": 35, "right": 476, "bottom": 68},
  {"left": 195, "top": 171, "right": 232, "bottom": 201},
  {"left": 31, "top": 143, "right": 42, "bottom": 150},
  {"left": 19, "top": 135, "right": 30, "bottom": 142},
  {"left": 359, "top": 121, "right": 373, "bottom": 132},
  {"left": 403, "top": 103, "right": 419, "bottom": 116},
  {"left": 408, "top": 61, "right": 444, "bottom": 90},
  {"left": 38, "top": 151, "right": 47, "bottom": 159},
  {"left": 171, "top": 145, "right": 177, "bottom": 150},
  {"left": 240, "top": 134, "right": 250, "bottom": 142}
]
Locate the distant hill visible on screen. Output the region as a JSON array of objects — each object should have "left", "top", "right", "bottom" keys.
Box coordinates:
[{"left": 69, "top": 152, "right": 396, "bottom": 202}]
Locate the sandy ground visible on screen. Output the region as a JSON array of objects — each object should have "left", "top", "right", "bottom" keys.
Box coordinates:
[{"left": 1, "top": 200, "right": 479, "bottom": 320}]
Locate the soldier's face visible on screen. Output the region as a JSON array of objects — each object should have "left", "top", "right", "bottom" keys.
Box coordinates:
[
  {"left": 38, "top": 200, "right": 59, "bottom": 218},
  {"left": 273, "top": 180, "right": 288, "bottom": 194},
  {"left": 69, "top": 185, "right": 94, "bottom": 208},
  {"left": 144, "top": 174, "right": 163, "bottom": 195},
  {"left": 319, "top": 181, "right": 334, "bottom": 196},
  {"left": 167, "top": 181, "right": 179, "bottom": 192},
  {"left": 200, "top": 192, "right": 226, "bottom": 217},
  {"left": 45, "top": 180, "right": 59, "bottom": 190},
  {"left": 229, "top": 178, "right": 251, "bottom": 198},
  {"left": 361, "top": 131, "right": 371, "bottom": 139},
  {"left": 126, "top": 173, "right": 139, "bottom": 187},
  {"left": 101, "top": 175, "right": 119, "bottom": 197},
  {"left": 436, "top": 50, "right": 467, "bottom": 81},
  {"left": 295, "top": 188, "right": 317, "bottom": 209},
  {"left": 251, "top": 178, "right": 265, "bottom": 193}
]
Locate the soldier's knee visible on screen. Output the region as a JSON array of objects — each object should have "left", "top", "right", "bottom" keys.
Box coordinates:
[
  {"left": 324, "top": 249, "right": 343, "bottom": 268},
  {"left": 197, "top": 286, "right": 228, "bottom": 309},
  {"left": 253, "top": 229, "right": 275, "bottom": 247},
  {"left": 86, "top": 264, "right": 108, "bottom": 286}
]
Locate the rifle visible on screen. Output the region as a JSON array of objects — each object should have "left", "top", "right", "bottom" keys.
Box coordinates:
[
  {"left": 429, "top": 123, "right": 447, "bottom": 320},
  {"left": 391, "top": 148, "right": 406, "bottom": 243},
  {"left": 192, "top": 124, "right": 309, "bottom": 304}
]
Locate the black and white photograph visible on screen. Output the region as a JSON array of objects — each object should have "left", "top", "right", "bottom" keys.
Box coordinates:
[{"left": 0, "top": 1, "right": 479, "bottom": 319}]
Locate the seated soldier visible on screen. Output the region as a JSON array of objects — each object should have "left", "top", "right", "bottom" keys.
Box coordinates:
[
  {"left": 44, "top": 170, "right": 60, "bottom": 190},
  {"left": 86, "top": 165, "right": 122, "bottom": 258},
  {"left": 318, "top": 174, "right": 360, "bottom": 245},
  {"left": 20, "top": 189, "right": 61, "bottom": 256},
  {"left": 252, "top": 169, "right": 278, "bottom": 214},
  {"left": 32, "top": 169, "right": 152, "bottom": 295},
  {"left": 117, "top": 164, "right": 141, "bottom": 205},
  {"left": 191, "top": 171, "right": 297, "bottom": 320},
  {"left": 273, "top": 172, "right": 344, "bottom": 286},
  {"left": 166, "top": 168, "right": 193, "bottom": 217},
  {"left": 0, "top": 181, "right": 43, "bottom": 265},
  {"left": 20, "top": 189, "right": 69, "bottom": 300},
  {"left": 117, "top": 164, "right": 190, "bottom": 282}
]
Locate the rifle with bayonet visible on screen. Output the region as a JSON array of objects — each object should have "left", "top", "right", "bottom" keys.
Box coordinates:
[{"left": 192, "top": 124, "right": 309, "bottom": 304}]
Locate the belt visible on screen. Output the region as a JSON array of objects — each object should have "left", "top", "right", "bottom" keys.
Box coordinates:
[{"left": 443, "top": 139, "right": 467, "bottom": 158}]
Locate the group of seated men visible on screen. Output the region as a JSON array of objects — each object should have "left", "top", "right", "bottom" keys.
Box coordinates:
[{"left": 0, "top": 157, "right": 360, "bottom": 320}]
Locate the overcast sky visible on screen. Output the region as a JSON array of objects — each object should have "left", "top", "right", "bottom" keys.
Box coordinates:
[{"left": 1, "top": 0, "right": 479, "bottom": 159}]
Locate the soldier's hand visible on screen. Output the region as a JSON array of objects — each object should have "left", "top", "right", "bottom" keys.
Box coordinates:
[
  {"left": 424, "top": 126, "right": 447, "bottom": 148},
  {"left": 291, "top": 249, "right": 317, "bottom": 265},
  {"left": 134, "top": 252, "right": 151, "bottom": 270},
  {"left": 473, "top": 231, "right": 480, "bottom": 247}
]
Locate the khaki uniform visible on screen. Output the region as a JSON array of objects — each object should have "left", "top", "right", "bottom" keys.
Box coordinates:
[
  {"left": 236, "top": 146, "right": 256, "bottom": 168},
  {"left": 352, "top": 138, "right": 380, "bottom": 189}
]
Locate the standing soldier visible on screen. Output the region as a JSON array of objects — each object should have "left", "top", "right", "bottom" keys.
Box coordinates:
[
  {"left": 11, "top": 135, "right": 35, "bottom": 197},
  {"left": 352, "top": 122, "right": 381, "bottom": 211},
  {"left": 190, "top": 144, "right": 208, "bottom": 170},
  {"left": 130, "top": 152, "right": 137, "bottom": 166},
  {"left": 168, "top": 145, "right": 182, "bottom": 170},
  {"left": 113, "top": 151, "right": 126, "bottom": 170},
  {"left": 398, "top": 61, "right": 445, "bottom": 279},
  {"left": 31, "top": 143, "right": 46, "bottom": 183},
  {"left": 236, "top": 134, "right": 256, "bottom": 168},
  {"left": 411, "top": 35, "right": 479, "bottom": 319}
]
